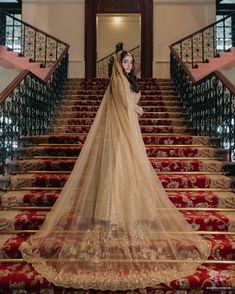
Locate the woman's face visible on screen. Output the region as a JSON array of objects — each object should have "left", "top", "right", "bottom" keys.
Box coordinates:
[{"left": 121, "top": 54, "right": 133, "bottom": 74}]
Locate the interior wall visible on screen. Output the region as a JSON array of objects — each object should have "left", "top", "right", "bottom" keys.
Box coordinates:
[
  {"left": 22, "top": 0, "right": 85, "bottom": 78},
  {"left": 153, "top": 0, "right": 216, "bottom": 78},
  {"left": 97, "top": 14, "right": 140, "bottom": 61},
  {"left": 22, "top": 0, "right": 216, "bottom": 78}
]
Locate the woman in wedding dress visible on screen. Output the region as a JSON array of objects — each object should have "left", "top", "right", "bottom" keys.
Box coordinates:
[{"left": 20, "top": 51, "right": 211, "bottom": 291}]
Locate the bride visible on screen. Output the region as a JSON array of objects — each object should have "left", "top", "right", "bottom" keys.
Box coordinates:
[{"left": 20, "top": 50, "right": 211, "bottom": 290}]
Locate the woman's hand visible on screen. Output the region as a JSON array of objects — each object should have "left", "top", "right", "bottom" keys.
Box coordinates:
[{"left": 135, "top": 104, "right": 144, "bottom": 117}]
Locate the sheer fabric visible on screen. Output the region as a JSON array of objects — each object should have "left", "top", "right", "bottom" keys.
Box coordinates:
[{"left": 20, "top": 53, "right": 211, "bottom": 291}]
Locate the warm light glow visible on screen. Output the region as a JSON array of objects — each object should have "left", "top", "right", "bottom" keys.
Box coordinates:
[{"left": 114, "top": 16, "right": 121, "bottom": 24}]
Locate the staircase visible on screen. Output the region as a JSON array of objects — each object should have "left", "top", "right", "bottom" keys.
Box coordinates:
[
  {"left": 0, "top": 78, "right": 235, "bottom": 293},
  {"left": 0, "top": 45, "right": 51, "bottom": 81},
  {"left": 190, "top": 47, "right": 235, "bottom": 82}
]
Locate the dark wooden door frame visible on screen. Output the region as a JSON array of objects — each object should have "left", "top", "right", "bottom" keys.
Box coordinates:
[{"left": 85, "top": 0, "right": 153, "bottom": 78}]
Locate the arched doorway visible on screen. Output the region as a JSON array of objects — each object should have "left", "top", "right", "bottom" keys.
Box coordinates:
[{"left": 85, "top": 0, "right": 153, "bottom": 78}]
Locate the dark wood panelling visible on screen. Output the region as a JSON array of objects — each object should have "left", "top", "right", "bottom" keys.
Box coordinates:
[
  {"left": 140, "top": 0, "right": 153, "bottom": 77},
  {"left": 85, "top": 0, "right": 98, "bottom": 78},
  {"left": 98, "top": 0, "right": 140, "bottom": 13}
]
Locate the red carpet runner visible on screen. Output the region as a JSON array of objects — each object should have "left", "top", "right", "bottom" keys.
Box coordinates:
[{"left": 0, "top": 78, "right": 234, "bottom": 293}]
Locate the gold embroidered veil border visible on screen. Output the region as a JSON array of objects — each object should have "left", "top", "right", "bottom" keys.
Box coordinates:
[{"left": 20, "top": 53, "right": 211, "bottom": 291}]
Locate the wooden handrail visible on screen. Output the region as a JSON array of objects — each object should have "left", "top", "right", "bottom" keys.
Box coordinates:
[
  {"left": 43, "top": 46, "right": 70, "bottom": 82},
  {"left": 193, "top": 69, "right": 235, "bottom": 95},
  {"left": 130, "top": 45, "right": 141, "bottom": 52},
  {"left": 213, "top": 71, "right": 235, "bottom": 94},
  {"left": 170, "top": 47, "right": 196, "bottom": 83},
  {"left": 0, "top": 70, "right": 29, "bottom": 103},
  {"left": 97, "top": 45, "right": 141, "bottom": 64},
  {"left": 97, "top": 50, "right": 116, "bottom": 63}
]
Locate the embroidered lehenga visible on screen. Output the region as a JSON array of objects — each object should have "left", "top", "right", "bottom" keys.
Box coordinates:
[{"left": 20, "top": 53, "right": 211, "bottom": 290}]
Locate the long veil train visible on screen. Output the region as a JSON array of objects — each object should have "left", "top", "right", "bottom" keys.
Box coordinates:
[{"left": 20, "top": 53, "right": 211, "bottom": 291}]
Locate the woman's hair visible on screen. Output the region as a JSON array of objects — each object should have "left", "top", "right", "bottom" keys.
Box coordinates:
[{"left": 120, "top": 50, "right": 140, "bottom": 93}]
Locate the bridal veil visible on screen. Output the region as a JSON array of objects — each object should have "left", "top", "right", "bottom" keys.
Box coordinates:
[{"left": 20, "top": 52, "right": 211, "bottom": 290}]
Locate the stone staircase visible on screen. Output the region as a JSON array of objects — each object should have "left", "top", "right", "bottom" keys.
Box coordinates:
[{"left": 0, "top": 78, "right": 235, "bottom": 293}]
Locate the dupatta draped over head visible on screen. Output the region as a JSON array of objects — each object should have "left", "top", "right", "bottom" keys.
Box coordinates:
[{"left": 20, "top": 52, "right": 211, "bottom": 291}]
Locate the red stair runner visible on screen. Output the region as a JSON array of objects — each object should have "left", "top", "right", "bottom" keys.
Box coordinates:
[{"left": 0, "top": 78, "right": 234, "bottom": 293}]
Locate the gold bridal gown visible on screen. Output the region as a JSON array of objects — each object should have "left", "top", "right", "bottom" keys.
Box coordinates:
[{"left": 20, "top": 53, "right": 211, "bottom": 291}]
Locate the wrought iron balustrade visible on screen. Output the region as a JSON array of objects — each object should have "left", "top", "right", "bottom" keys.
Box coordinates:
[
  {"left": 0, "top": 11, "right": 69, "bottom": 175},
  {"left": 171, "top": 12, "right": 235, "bottom": 69},
  {"left": 170, "top": 48, "right": 235, "bottom": 162},
  {"left": 170, "top": 13, "right": 235, "bottom": 161},
  {"left": 0, "top": 11, "right": 68, "bottom": 68},
  {"left": 97, "top": 50, "right": 115, "bottom": 78}
]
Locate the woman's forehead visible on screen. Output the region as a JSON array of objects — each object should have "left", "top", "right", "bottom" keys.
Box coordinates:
[{"left": 123, "top": 54, "right": 133, "bottom": 60}]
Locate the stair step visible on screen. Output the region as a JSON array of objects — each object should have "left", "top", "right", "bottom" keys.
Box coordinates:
[
  {"left": 1, "top": 229, "right": 234, "bottom": 235},
  {"left": 54, "top": 118, "right": 188, "bottom": 126},
  {"left": 0, "top": 262, "right": 234, "bottom": 291},
  {"left": 7, "top": 158, "right": 223, "bottom": 174},
  {"left": 27, "top": 156, "right": 219, "bottom": 160},
  {"left": 23, "top": 143, "right": 212, "bottom": 147},
  {"left": 159, "top": 174, "right": 231, "bottom": 189},
  {"left": 151, "top": 159, "right": 223, "bottom": 172},
  {"left": 19, "top": 134, "right": 210, "bottom": 146},
  {"left": 60, "top": 99, "right": 183, "bottom": 106},
  {"left": 0, "top": 210, "right": 234, "bottom": 232},
  {"left": 0, "top": 234, "right": 234, "bottom": 261},
  {"left": 61, "top": 94, "right": 179, "bottom": 100},
  {"left": 2, "top": 207, "right": 235, "bottom": 212},
  {"left": 51, "top": 125, "right": 192, "bottom": 134},
  {"left": 9, "top": 173, "right": 231, "bottom": 189},
  {"left": 62, "top": 96, "right": 179, "bottom": 101},
  {"left": 15, "top": 145, "right": 216, "bottom": 158},
  {"left": 1, "top": 190, "right": 234, "bottom": 209},
  {"left": 16, "top": 171, "right": 225, "bottom": 175},
  {"left": 1, "top": 190, "right": 60, "bottom": 207},
  {"left": 66, "top": 78, "right": 171, "bottom": 85},
  {"left": 65, "top": 84, "right": 172, "bottom": 89},
  {"left": 74, "top": 84, "right": 173, "bottom": 88},
  {"left": 58, "top": 111, "right": 187, "bottom": 119},
  {"left": 62, "top": 89, "right": 178, "bottom": 95},
  {"left": 56, "top": 105, "right": 185, "bottom": 113},
  {"left": 169, "top": 191, "right": 235, "bottom": 208}
]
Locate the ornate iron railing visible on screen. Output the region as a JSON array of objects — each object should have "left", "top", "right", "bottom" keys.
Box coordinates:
[
  {"left": 97, "top": 50, "right": 115, "bottom": 77},
  {"left": 171, "top": 12, "right": 235, "bottom": 69},
  {"left": 170, "top": 48, "right": 235, "bottom": 162},
  {"left": 0, "top": 11, "right": 68, "bottom": 68},
  {"left": 0, "top": 12, "right": 69, "bottom": 174},
  {"left": 97, "top": 45, "right": 141, "bottom": 77}
]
